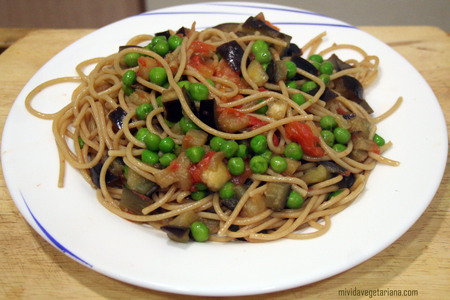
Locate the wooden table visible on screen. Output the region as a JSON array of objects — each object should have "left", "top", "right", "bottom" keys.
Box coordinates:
[{"left": 0, "top": 27, "right": 449, "bottom": 299}]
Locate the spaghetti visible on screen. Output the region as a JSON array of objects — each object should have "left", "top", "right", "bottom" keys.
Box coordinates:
[{"left": 26, "top": 13, "right": 400, "bottom": 243}]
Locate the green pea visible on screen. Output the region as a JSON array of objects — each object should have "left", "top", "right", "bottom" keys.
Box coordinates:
[
  {"left": 159, "top": 152, "right": 176, "bottom": 167},
  {"left": 327, "top": 189, "right": 343, "bottom": 200},
  {"left": 291, "top": 93, "right": 306, "bottom": 106},
  {"left": 319, "top": 74, "right": 331, "bottom": 86},
  {"left": 179, "top": 116, "right": 199, "bottom": 133},
  {"left": 159, "top": 137, "right": 175, "bottom": 153},
  {"left": 332, "top": 143, "right": 347, "bottom": 152},
  {"left": 334, "top": 127, "right": 351, "bottom": 144},
  {"left": 285, "top": 61, "right": 297, "bottom": 79},
  {"left": 136, "top": 103, "right": 154, "bottom": 120},
  {"left": 141, "top": 150, "right": 159, "bottom": 164},
  {"left": 209, "top": 136, "right": 226, "bottom": 151},
  {"left": 261, "top": 62, "right": 269, "bottom": 71},
  {"left": 151, "top": 35, "right": 167, "bottom": 46},
  {"left": 206, "top": 79, "right": 215, "bottom": 87},
  {"left": 219, "top": 182, "right": 234, "bottom": 199},
  {"left": 309, "top": 54, "right": 323, "bottom": 63},
  {"left": 320, "top": 115, "right": 338, "bottom": 130},
  {"left": 319, "top": 61, "right": 334, "bottom": 75},
  {"left": 270, "top": 156, "right": 287, "bottom": 173},
  {"left": 153, "top": 40, "right": 169, "bottom": 57},
  {"left": 255, "top": 99, "right": 268, "bottom": 115},
  {"left": 249, "top": 155, "right": 268, "bottom": 174},
  {"left": 286, "top": 81, "right": 298, "bottom": 89},
  {"left": 260, "top": 149, "right": 272, "bottom": 162},
  {"left": 250, "top": 135, "right": 267, "bottom": 154},
  {"left": 123, "top": 70, "right": 137, "bottom": 86},
  {"left": 228, "top": 157, "right": 245, "bottom": 176},
  {"left": 254, "top": 49, "right": 272, "bottom": 64},
  {"left": 236, "top": 144, "right": 248, "bottom": 159},
  {"left": 301, "top": 81, "right": 318, "bottom": 93},
  {"left": 190, "top": 221, "right": 209, "bottom": 242},
  {"left": 311, "top": 61, "right": 321, "bottom": 70},
  {"left": 143, "top": 133, "right": 161, "bottom": 151},
  {"left": 373, "top": 133, "right": 385, "bottom": 146},
  {"left": 168, "top": 34, "right": 183, "bottom": 50},
  {"left": 286, "top": 191, "right": 304, "bottom": 209},
  {"left": 156, "top": 95, "right": 162, "bottom": 107},
  {"left": 136, "top": 128, "right": 150, "bottom": 142},
  {"left": 124, "top": 52, "right": 141, "bottom": 67},
  {"left": 78, "top": 137, "right": 84, "bottom": 149},
  {"left": 189, "top": 83, "right": 209, "bottom": 101},
  {"left": 191, "top": 190, "right": 207, "bottom": 201},
  {"left": 320, "top": 130, "right": 335, "bottom": 147},
  {"left": 186, "top": 146, "right": 205, "bottom": 163},
  {"left": 195, "top": 183, "right": 208, "bottom": 191},
  {"left": 221, "top": 140, "right": 239, "bottom": 158},
  {"left": 122, "top": 84, "right": 134, "bottom": 96},
  {"left": 164, "top": 119, "right": 175, "bottom": 127},
  {"left": 285, "top": 142, "right": 303, "bottom": 161},
  {"left": 251, "top": 40, "right": 269, "bottom": 54},
  {"left": 177, "top": 80, "right": 191, "bottom": 90},
  {"left": 149, "top": 67, "right": 168, "bottom": 86}
]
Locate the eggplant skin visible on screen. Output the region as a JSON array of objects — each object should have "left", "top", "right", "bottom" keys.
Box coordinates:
[
  {"left": 216, "top": 40, "right": 245, "bottom": 73},
  {"left": 333, "top": 75, "right": 374, "bottom": 114},
  {"left": 198, "top": 99, "right": 218, "bottom": 129},
  {"left": 108, "top": 107, "right": 128, "bottom": 131},
  {"left": 90, "top": 161, "right": 118, "bottom": 189}
]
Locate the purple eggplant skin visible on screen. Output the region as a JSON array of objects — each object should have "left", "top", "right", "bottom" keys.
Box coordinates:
[
  {"left": 306, "top": 86, "right": 338, "bottom": 102},
  {"left": 108, "top": 106, "right": 128, "bottom": 131},
  {"left": 155, "top": 30, "right": 171, "bottom": 39},
  {"left": 160, "top": 225, "right": 191, "bottom": 243},
  {"left": 216, "top": 40, "right": 245, "bottom": 73},
  {"left": 162, "top": 87, "right": 197, "bottom": 123},
  {"left": 118, "top": 45, "right": 142, "bottom": 52},
  {"left": 266, "top": 60, "right": 288, "bottom": 84},
  {"left": 320, "top": 161, "right": 349, "bottom": 176},
  {"left": 213, "top": 22, "right": 240, "bottom": 33},
  {"left": 290, "top": 55, "right": 319, "bottom": 80},
  {"left": 198, "top": 99, "right": 218, "bottom": 129},
  {"left": 333, "top": 75, "right": 374, "bottom": 114},
  {"left": 281, "top": 43, "right": 302, "bottom": 58},
  {"left": 176, "top": 27, "right": 189, "bottom": 36},
  {"left": 241, "top": 16, "right": 292, "bottom": 45},
  {"left": 338, "top": 173, "right": 356, "bottom": 189},
  {"left": 326, "top": 54, "right": 352, "bottom": 72},
  {"left": 90, "top": 160, "right": 119, "bottom": 189}
]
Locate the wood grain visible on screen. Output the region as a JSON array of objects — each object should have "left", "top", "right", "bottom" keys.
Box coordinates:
[{"left": 0, "top": 27, "right": 449, "bottom": 299}]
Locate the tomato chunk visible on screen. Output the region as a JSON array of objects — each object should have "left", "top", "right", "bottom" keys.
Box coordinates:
[{"left": 285, "top": 122, "right": 325, "bottom": 157}]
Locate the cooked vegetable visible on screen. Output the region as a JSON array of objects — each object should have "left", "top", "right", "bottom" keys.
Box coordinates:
[
  {"left": 126, "top": 167, "right": 158, "bottom": 195},
  {"left": 120, "top": 187, "right": 154, "bottom": 215},
  {"left": 286, "top": 191, "right": 304, "bottom": 209},
  {"left": 266, "top": 60, "right": 288, "bottom": 83},
  {"left": 216, "top": 40, "right": 245, "bottom": 73},
  {"left": 301, "top": 164, "right": 330, "bottom": 185},
  {"left": 270, "top": 156, "right": 287, "bottom": 173},
  {"left": 198, "top": 99, "right": 218, "bottom": 129},
  {"left": 264, "top": 182, "right": 291, "bottom": 211},
  {"left": 161, "top": 225, "right": 191, "bottom": 243},
  {"left": 247, "top": 60, "right": 269, "bottom": 86},
  {"left": 333, "top": 75, "right": 373, "bottom": 114},
  {"left": 190, "top": 221, "right": 210, "bottom": 242},
  {"left": 108, "top": 106, "right": 128, "bottom": 131}
]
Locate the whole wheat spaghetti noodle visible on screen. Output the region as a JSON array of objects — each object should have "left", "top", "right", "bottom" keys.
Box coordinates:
[{"left": 25, "top": 13, "right": 400, "bottom": 243}]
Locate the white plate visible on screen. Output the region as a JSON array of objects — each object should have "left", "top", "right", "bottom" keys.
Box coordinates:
[{"left": 2, "top": 2, "right": 447, "bottom": 296}]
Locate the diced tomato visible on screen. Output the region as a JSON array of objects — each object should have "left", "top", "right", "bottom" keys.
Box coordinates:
[
  {"left": 272, "top": 132, "right": 279, "bottom": 147},
  {"left": 189, "top": 40, "right": 216, "bottom": 54},
  {"left": 189, "top": 151, "right": 215, "bottom": 184},
  {"left": 137, "top": 56, "right": 159, "bottom": 80},
  {"left": 216, "top": 107, "right": 250, "bottom": 133},
  {"left": 214, "top": 60, "right": 242, "bottom": 86},
  {"left": 230, "top": 164, "right": 253, "bottom": 185},
  {"left": 188, "top": 54, "right": 215, "bottom": 78},
  {"left": 248, "top": 115, "right": 268, "bottom": 130},
  {"left": 285, "top": 122, "right": 325, "bottom": 157}
]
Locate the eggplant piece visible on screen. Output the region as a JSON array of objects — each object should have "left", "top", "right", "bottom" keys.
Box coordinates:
[
  {"left": 213, "top": 22, "right": 240, "bottom": 33},
  {"left": 126, "top": 167, "right": 158, "bottom": 196},
  {"left": 264, "top": 182, "right": 290, "bottom": 211},
  {"left": 155, "top": 30, "right": 171, "bottom": 39},
  {"left": 90, "top": 160, "right": 119, "bottom": 189},
  {"left": 266, "top": 60, "right": 288, "bottom": 83},
  {"left": 326, "top": 54, "right": 352, "bottom": 72},
  {"left": 333, "top": 75, "right": 374, "bottom": 114},
  {"left": 220, "top": 184, "right": 248, "bottom": 210},
  {"left": 108, "top": 106, "right": 128, "bottom": 131},
  {"left": 343, "top": 113, "right": 356, "bottom": 120},
  {"left": 176, "top": 27, "right": 189, "bottom": 36},
  {"left": 220, "top": 197, "right": 240, "bottom": 211},
  {"left": 320, "top": 161, "right": 350, "bottom": 176},
  {"left": 120, "top": 187, "right": 154, "bottom": 215},
  {"left": 306, "top": 86, "right": 338, "bottom": 102},
  {"left": 162, "top": 87, "right": 197, "bottom": 123},
  {"left": 118, "top": 45, "right": 142, "bottom": 52},
  {"left": 281, "top": 43, "right": 302, "bottom": 58},
  {"left": 301, "top": 164, "right": 331, "bottom": 185},
  {"left": 216, "top": 40, "right": 245, "bottom": 73},
  {"left": 338, "top": 173, "right": 355, "bottom": 189},
  {"left": 290, "top": 55, "right": 319, "bottom": 79},
  {"left": 198, "top": 99, "right": 218, "bottom": 129},
  {"left": 241, "top": 15, "right": 292, "bottom": 45},
  {"left": 247, "top": 60, "right": 269, "bottom": 86},
  {"left": 160, "top": 225, "right": 190, "bottom": 243}
]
